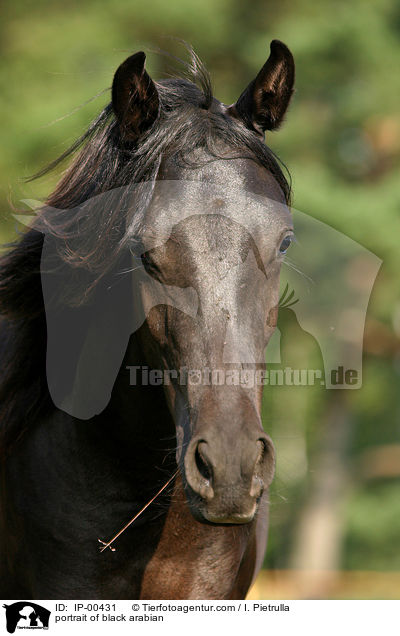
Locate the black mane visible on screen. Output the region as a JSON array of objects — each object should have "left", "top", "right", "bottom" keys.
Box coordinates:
[{"left": 0, "top": 52, "right": 291, "bottom": 455}]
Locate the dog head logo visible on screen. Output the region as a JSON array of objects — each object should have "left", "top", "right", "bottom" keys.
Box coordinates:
[{"left": 3, "top": 603, "right": 50, "bottom": 633}]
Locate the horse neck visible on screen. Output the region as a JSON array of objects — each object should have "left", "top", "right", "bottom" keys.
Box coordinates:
[{"left": 101, "top": 332, "right": 177, "bottom": 476}]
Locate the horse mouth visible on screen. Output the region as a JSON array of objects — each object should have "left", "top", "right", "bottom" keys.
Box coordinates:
[
  {"left": 184, "top": 486, "right": 260, "bottom": 525},
  {"left": 202, "top": 508, "right": 258, "bottom": 525},
  {"left": 182, "top": 432, "right": 274, "bottom": 526}
]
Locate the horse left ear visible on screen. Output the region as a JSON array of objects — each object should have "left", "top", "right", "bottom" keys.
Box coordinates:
[
  {"left": 228, "top": 40, "right": 295, "bottom": 134},
  {"left": 112, "top": 51, "right": 159, "bottom": 140}
]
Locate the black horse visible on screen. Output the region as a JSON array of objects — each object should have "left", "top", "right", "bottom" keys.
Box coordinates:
[{"left": 0, "top": 41, "right": 295, "bottom": 599}]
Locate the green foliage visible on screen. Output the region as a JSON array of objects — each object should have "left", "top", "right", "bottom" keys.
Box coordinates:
[{"left": 344, "top": 481, "right": 400, "bottom": 570}]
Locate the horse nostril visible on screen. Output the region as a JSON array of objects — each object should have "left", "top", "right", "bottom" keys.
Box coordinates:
[
  {"left": 195, "top": 443, "right": 212, "bottom": 481},
  {"left": 184, "top": 439, "right": 214, "bottom": 501},
  {"left": 256, "top": 438, "right": 267, "bottom": 463},
  {"left": 250, "top": 436, "right": 275, "bottom": 497}
]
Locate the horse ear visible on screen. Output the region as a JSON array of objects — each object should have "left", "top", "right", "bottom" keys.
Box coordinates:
[
  {"left": 228, "top": 40, "right": 295, "bottom": 134},
  {"left": 112, "top": 51, "right": 159, "bottom": 140}
]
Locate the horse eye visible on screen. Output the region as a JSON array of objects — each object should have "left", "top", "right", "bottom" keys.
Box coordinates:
[
  {"left": 141, "top": 251, "right": 152, "bottom": 266},
  {"left": 279, "top": 235, "right": 292, "bottom": 254},
  {"left": 141, "top": 250, "right": 161, "bottom": 276}
]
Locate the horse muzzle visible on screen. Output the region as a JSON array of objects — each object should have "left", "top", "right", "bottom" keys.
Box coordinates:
[{"left": 183, "top": 429, "right": 275, "bottom": 524}]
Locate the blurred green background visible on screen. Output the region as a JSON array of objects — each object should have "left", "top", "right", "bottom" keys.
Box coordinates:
[{"left": 1, "top": 0, "right": 399, "bottom": 599}]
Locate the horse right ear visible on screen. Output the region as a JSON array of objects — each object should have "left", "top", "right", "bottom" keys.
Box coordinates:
[
  {"left": 112, "top": 51, "right": 159, "bottom": 141},
  {"left": 228, "top": 40, "right": 295, "bottom": 135}
]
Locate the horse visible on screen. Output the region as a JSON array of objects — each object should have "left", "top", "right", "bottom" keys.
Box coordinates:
[{"left": 0, "top": 40, "right": 295, "bottom": 599}]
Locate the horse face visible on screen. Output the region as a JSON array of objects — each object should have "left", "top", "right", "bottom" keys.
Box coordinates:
[
  {"left": 136, "top": 156, "right": 293, "bottom": 524},
  {"left": 42, "top": 40, "right": 294, "bottom": 526}
]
